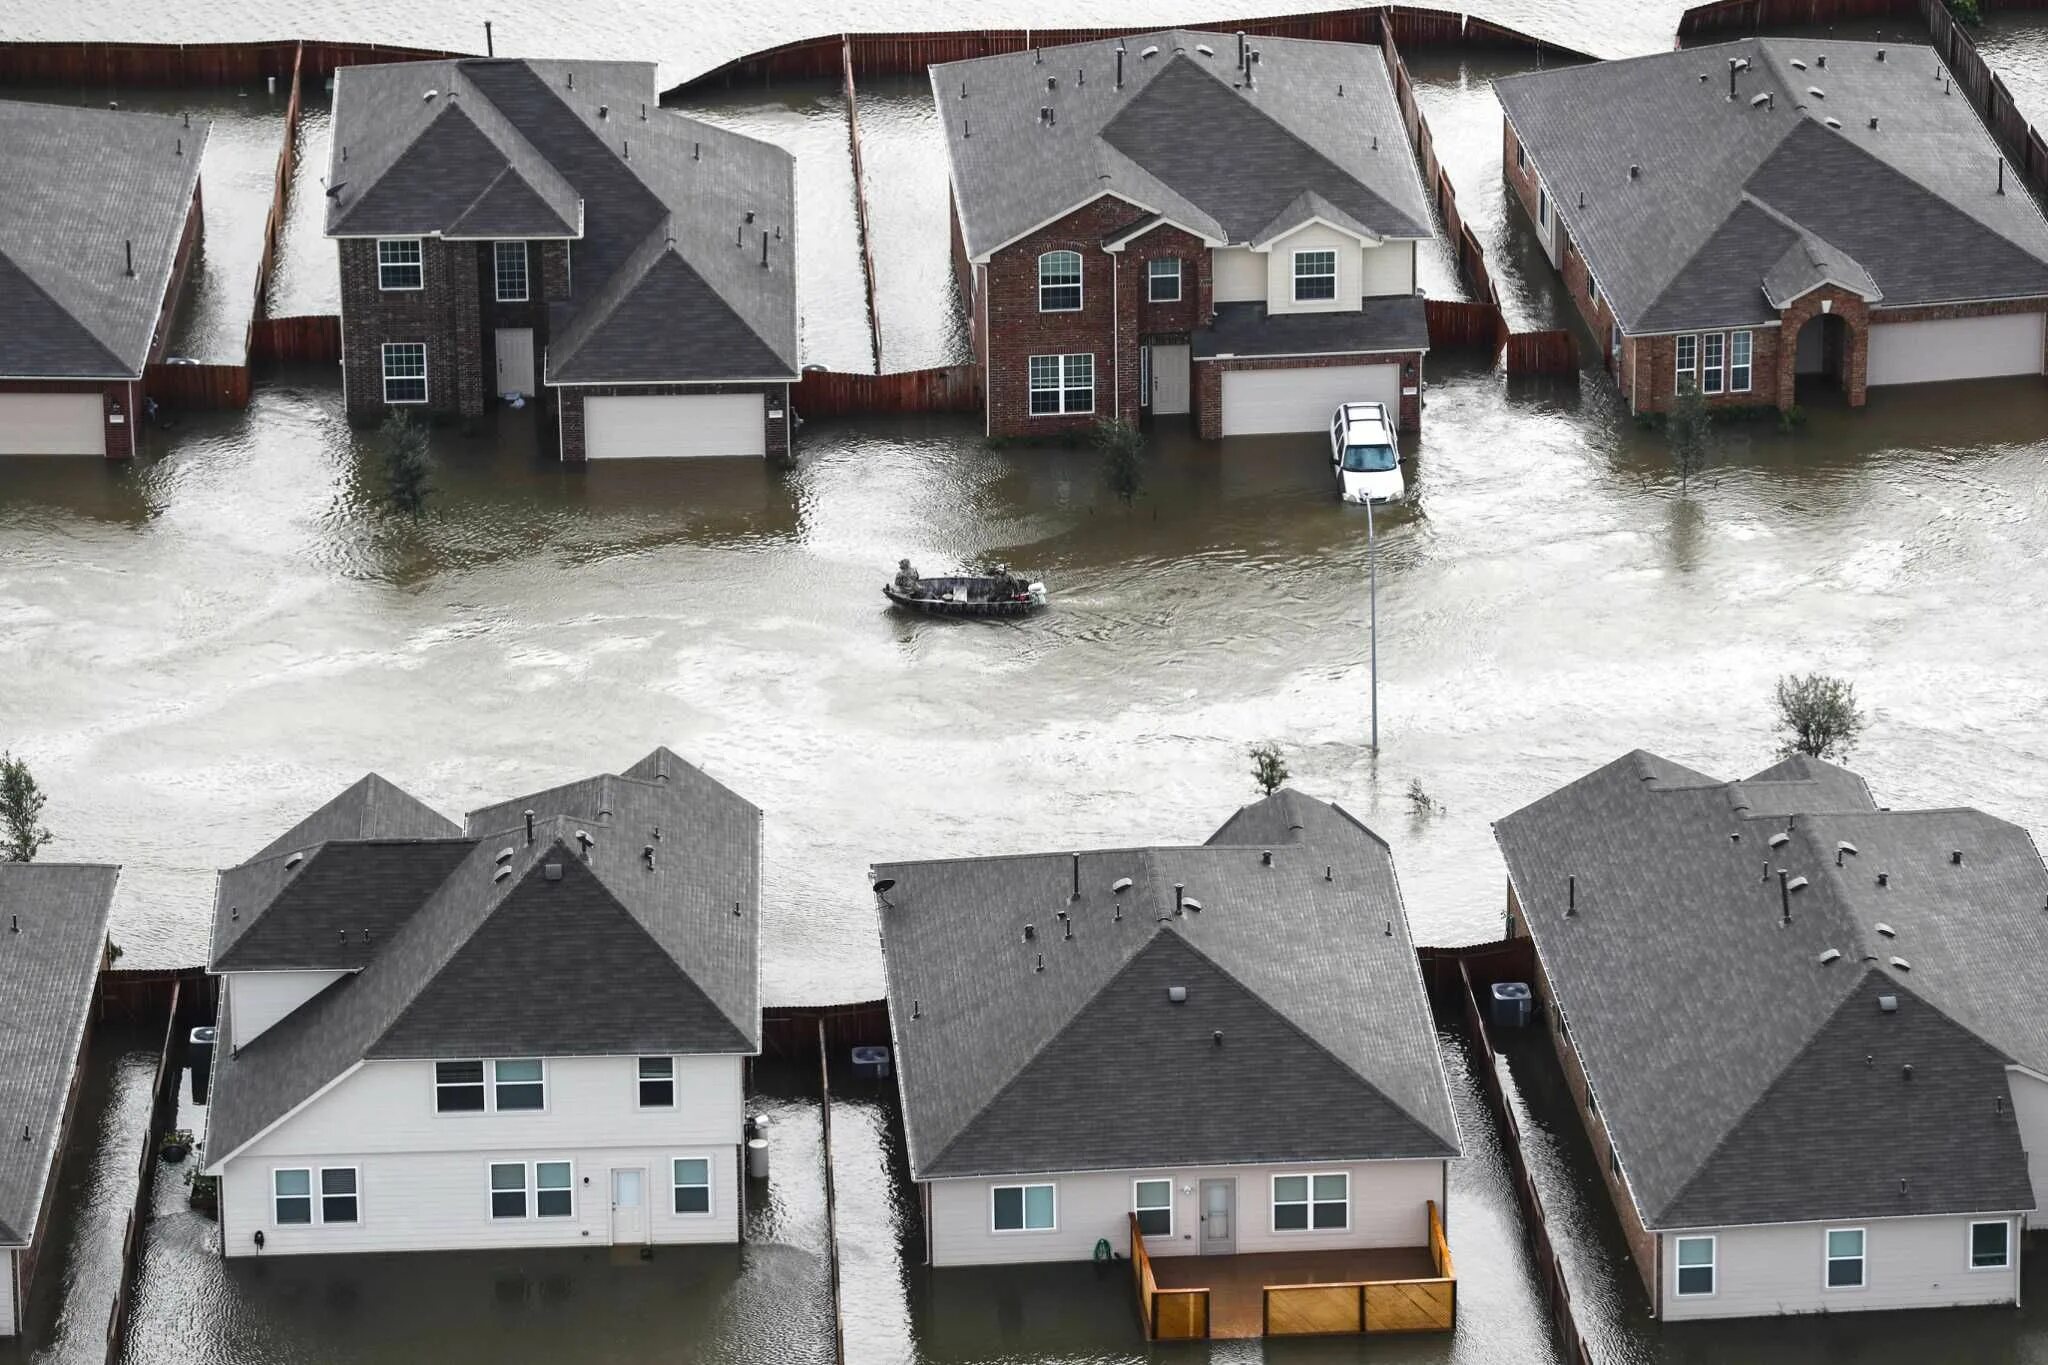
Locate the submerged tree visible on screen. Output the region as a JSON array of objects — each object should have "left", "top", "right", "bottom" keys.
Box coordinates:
[
  {"left": 1667, "top": 384, "right": 1711, "bottom": 494},
  {"left": 377, "top": 410, "right": 434, "bottom": 519},
  {"left": 1093, "top": 418, "right": 1145, "bottom": 509},
  {"left": 0, "top": 751, "right": 53, "bottom": 863},
  {"left": 1248, "top": 741, "right": 1290, "bottom": 796},
  {"left": 1773, "top": 673, "right": 1866, "bottom": 761}
]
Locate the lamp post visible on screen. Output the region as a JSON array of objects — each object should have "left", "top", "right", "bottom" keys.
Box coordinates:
[{"left": 1368, "top": 496, "right": 1379, "bottom": 753}]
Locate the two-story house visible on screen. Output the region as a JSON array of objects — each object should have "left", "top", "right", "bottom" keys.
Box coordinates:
[
  {"left": 326, "top": 59, "right": 798, "bottom": 460},
  {"left": 935, "top": 31, "right": 1434, "bottom": 441},
  {"left": 1496, "top": 40, "right": 2048, "bottom": 414},
  {"left": 1495, "top": 751, "right": 2048, "bottom": 1321},
  {"left": 1, "top": 100, "right": 207, "bottom": 458},
  {"left": 199, "top": 748, "right": 760, "bottom": 1256},
  {"left": 876, "top": 789, "right": 1459, "bottom": 1336}
]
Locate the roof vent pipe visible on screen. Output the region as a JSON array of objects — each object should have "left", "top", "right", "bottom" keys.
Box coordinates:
[
  {"left": 1878, "top": 871, "right": 1890, "bottom": 887},
  {"left": 1779, "top": 868, "right": 1792, "bottom": 926},
  {"left": 567, "top": 71, "right": 574, "bottom": 89},
  {"left": 622, "top": 139, "right": 630, "bottom": 161},
  {"left": 1261, "top": 850, "right": 1272, "bottom": 866},
  {"left": 1728, "top": 58, "right": 1738, "bottom": 101},
  {"left": 1566, "top": 874, "right": 1577, "bottom": 917},
  {"left": 524, "top": 810, "right": 536, "bottom": 845},
  {"left": 1879, "top": 48, "right": 1886, "bottom": 60},
  {"left": 1325, "top": 865, "right": 1333, "bottom": 882},
  {"left": 1077, "top": 67, "right": 1084, "bottom": 86},
  {"left": 693, "top": 141, "right": 700, "bottom": 160},
  {"left": 575, "top": 829, "right": 593, "bottom": 855},
  {"left": 124, "top": 240, "right": 134, "bottom": 277},
  {"left": 1869, "top": 116, "right": 1879, "bottom": 130},
  {"left": 1072, "top": 853, "right": 1081, "bottom": 901},
  {"left": 1034, "top": 952, "right": 1044, "bottom": 973},
  {"left": 1173, "top": 883, "right": 1185, "bottom": 916},
  {"left": 1628, "top": 164, "right": 1640, "bottom": 180},
  {"left": 176, "top": 137, "right": 182, "bottom": 156},
  {"left": 1817, "top": 53, "right": 1826, "bottom": 68},
  {"left": 1115, "top": 46, "right": 1124, "bottom": 89},
  {"left": 1237, "top": 30, "right": 1247, "bottom": 70},
  {"left": 641, "top": 103, "right": 647, "bottom": 120},
  {"left": 761, "top": 232, "right": 769, "bottom": 268},
  {"left": 1952, "top": 849, "right": 1965, "bottom": 865},
  {"left": 1046, "top": 75, "right": 1057, "bottom": 91},
  {"left": 599, "top": 104, "right": 609, "bottom": 119},
  {"left": 1999, "top": 157, "right": 2007, "bottom": 196}
]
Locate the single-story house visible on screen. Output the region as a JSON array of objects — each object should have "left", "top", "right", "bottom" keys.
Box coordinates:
[
  {"left": 1495, "top": 751, "right": 2048, "bottom": 1320},
  {"left": 935, "top": 31, "right": 1434, "bottom": 441},
  {"left": 201, "top": 748, "right": 761, "bottom": 1256},
  {"left": 1496, "top": 40, "right": 2048, "bottom": 412},
  {"left": 0, "top": 100, "right": 207, "bottom": 458},
  {"left": 326, "top": 59, "right": 797, "bottom": 460}
]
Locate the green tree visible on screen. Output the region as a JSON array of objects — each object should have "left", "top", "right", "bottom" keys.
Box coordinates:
[
  {"left": 1667, "top": 384, "right": 1711, "bottom": 494},
  {"left": 1248, "top": 741, "right": 1290, "bottom": 796},
  {"left": 0, "top": 751, "right": 53, "bottom": 863},
  {"left": 1773, "top": 673, "right": 1866, "bottom": 761},
  {"left": 377, "top": 410, "right": 434, "bottom": 519},
  {"left": 1093, "top": 418, "right": 1145, "bottom": 509}
]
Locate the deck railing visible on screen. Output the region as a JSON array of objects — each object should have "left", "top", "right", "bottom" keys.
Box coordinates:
[
  {"left": 1261, "top": 1200, "right": 1457, "bottom": 1336},
  {"left": 1129, "top": 1213, "right": 1210, "bottom": 1339}
]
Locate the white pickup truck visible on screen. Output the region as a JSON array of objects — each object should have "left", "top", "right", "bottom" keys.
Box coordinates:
[{"left": 1328, "top": 401, "right": 1406, "bottom": 505}]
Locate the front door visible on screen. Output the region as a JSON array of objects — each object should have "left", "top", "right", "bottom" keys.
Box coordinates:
[
  {"left": 1198, "top": 1178, "right": 1235, "bottom": 1256},
  {"left": 610, "top": 1167, "right": 648, "bottom": 1245},
  {"left": 495, "top": 327, "right": 536, "bottom": 396},
  {"left": 1151, "top": 343, "right": 1191, "bottom": 415}
]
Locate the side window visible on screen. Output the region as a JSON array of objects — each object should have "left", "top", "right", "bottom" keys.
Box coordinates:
[
  {"left": 494, "top": 1058, "right": 544, "bottom": 1110},
  {"left": 1674, "top": 1236, "right": 1715, "bottom": 1296},
  {"left": 639, "top": 1057, "right": 676, "bottom": 1108},
  {"left": 673, "top": 1158, "right": 712, "bottom": 1214},
  {"left": 435, "top": 1060, "right": 485, "bottom": 1112},
  {"left": 1133, "top": 1179, "right": 1172, "bottom": 1237}
]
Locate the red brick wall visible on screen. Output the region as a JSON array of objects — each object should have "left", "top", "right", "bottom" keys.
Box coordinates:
[
  {"left": 558, "top": 381, "right": 790, "bottom": 461},
  {"left": 340, "top": 235, "right": 485, "bottom": 422},
  {"left": 1113, "top": 223, "right": 1212, "bottom": 417},
  {"left": 984, "top": 194, "right": 1138, "bottom": 438},
  {"left": 1193, "top": 351, "right": 1423, "bottom": 439},
  {"left": 1625, "top": 325, "right": 1782, "bottom": 415},
  {"left": 1773, "top": 287, "right": 1869, "bottom": 408}
]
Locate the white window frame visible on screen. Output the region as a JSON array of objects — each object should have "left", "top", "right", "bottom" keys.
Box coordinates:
[
  {"left": 1824, "top": 1226, "right": 1867, "bottom": 1290},
  {"left": 494, "top": 240, "right": 529, "bottom": 303},
  {"left": 1702, "top": 331, "right": 1726, "bottom": 395},
  {"left": 493, "top": 1057, "right": 546, "bottom": 1111},
  {"left": 434, "top": 1059, "right": 486, "bottom": 1113},
  {"left": 319, "top": 1165, "right": 361, "bottom": 1225},
  {"left": 1538, "top": 185, "right": 1549, "bottom": 228},
  {"left": 1147, "top": 257, "right": 1182, "bottom": 303},
  {"left": 1674, "top": 334, "right": 1698, "bottom": 393},
  {"left": 672, "top": 1156, "right": 714, "bottom": 1216},
  {"left": 377, "top": 237, "right": 423, "bottom": 291},
  {"left": 273, "top": 1167, "right": 314, "bottom": 1226},
  {"left": 1271, "top": 1171, "right": 1349, "bottom": 1233},
  {"left": 638, "top": 1056, "right": 676, "bottom": 1109},
  {"left": 1027, "top": 353, "right": 1093, "bottom": 416},
  {"left": 1970, "top": 1218, "right": 2012, "bottom": 1271},
  {"left": 1132, "top": 1178, "right": 1173, "bottom": 1239},
  {"left": 489, "top": 1161, "right": 531, "bottom": 1220},
  {"left": 382, "top": 342, "right": 428, "bottom": 406},
  {"left": 1673, "top": 1234, "right": 1716, "bottom": 1298},
  {"left": 990, "top": 1182, "right": 1056, "bottom": 1233},
  {"left": 1292, "top": 249, "right": 1338, "bottom": 303},
  {"left": 1730, "top": 329, "right": 1753, "bottom": 393},
  {"left": 1037, "top": 250, "right": 1082, "bottom": 312},
  {"left": 534, "top": 1159, "right": 575, "bottom": 1218}
]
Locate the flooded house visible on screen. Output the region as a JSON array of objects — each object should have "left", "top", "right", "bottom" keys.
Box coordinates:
[
  {"left": 1495, "top": 751, "right": 2048, "bottom": 1321},
  {"left": 0, "top": 864, "right": 116, "bottom": 1335},
  {"left": 934, "top": 31, "right": 1433, "bottom": 442},
  {"left": 0, "top": 100, "right": 207, "bottom": 458},
  {"left": 199, "top": 749, "right": 760, "bottom": 1256},
  {"left": 874, "top": 789, "right": 1458, "bottom": 1339},
  {"left": 1496, "top": 40, "right": 2048, "bottom": 414},
  {"left": 325, "top": 59, "right": 798, "bottom": 460}
]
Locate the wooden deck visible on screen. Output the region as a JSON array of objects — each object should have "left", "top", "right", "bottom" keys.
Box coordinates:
[{"left": 1150, "top": 1246, "right": 1438, "bottom": 1339}]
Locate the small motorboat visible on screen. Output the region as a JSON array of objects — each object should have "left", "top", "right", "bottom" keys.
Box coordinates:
[{"left": 884, "top": 573, "right": 1048, "bottom": 619}]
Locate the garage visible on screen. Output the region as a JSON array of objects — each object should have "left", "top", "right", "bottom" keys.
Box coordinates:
[
  {"left": 583, "top": 392, "right": 765, "bottom": 459},
  {"left": 1866, "top": 312, "right": 2046, "bottom": 387},
  {"left": 0, "top": 393, "right": 104, "bottom": 456},
  {"left": 1219, "top": 362, "right": 1401, "bottom": 437}
]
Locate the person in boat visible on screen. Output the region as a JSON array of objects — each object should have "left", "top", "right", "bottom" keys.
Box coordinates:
[{"left": 893, "top": 558, "right": 923, "bottom": 598}]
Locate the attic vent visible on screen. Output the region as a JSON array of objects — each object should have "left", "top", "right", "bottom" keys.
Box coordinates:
[
  {"left": 1818, "top": 948, "right": 1842, "bottom": 965},
  {"left": 1835, "top": 840, "right": 1858, "bottom": 865},
  {"left": 1195, "top": 44, "right": 1214, "bottom": 56},
  {"left": 1787, "top": 875, "right": 1810, "bottom": 892},
  {"left": 1790, "top": 58, "right": 1807, "bottom": 70},
  {"left": 493, "top": 866, "right": 512, "bottom": 883},
  {"left": 1878, "top": 48, "right": 1886, "bottom": 61},
  {"left": 1892, "top": 956, "right": 1912, "bottom": 971},
  {"left": 422, "top": 88, "right": 440, "bottom": 101},
  {"left": 285, "top": 852, "right": 304, "bottom": 871},
  {"left": 1817, "top": 54, "right": 1827, "bottom": 68},
  {"left": 1876, "top": 922, "right": 1896, "bottom": 937},
  {"left": 1878, "top": 994, "right": 1899, "bottom": 1012},
  {"left": 1111, "top": 877, "right": 1133, "bottom": 894},
  {"left": 1824, "top": 117, "right": 1842, "bottom": 130},
  {"left": 1877, "top": 871, "right": 1890, "bottom": 887},
  {"left": 1181, "top": 897, "right": 1204, "bottom": 913},
  {"left": 1750, "top": 92, "right": 1770, "bottom": 107},
  {"left": 1869, "top": 116, "right": 1879, "bottom": 130},
  {"left": 599, "top": 104, "right": 609, "bottom": 119},
  {"left": 1808, "top": 87, "right": 1825, "bottom": 99},
  {"left": 495, "top": 847, "right": 514, "bottom": 864},
  {"left": 544, "top": 862, "right": 563, "bottom": 881},
  {"left": 1045, "top": 75, "right": 1057, "bottom": 91},
  {"left": 1168, "top": 986, "right": 1187, "bottom": 1003},
  {"left": 1141, "top": 44, "right": 1160, "bottom": 59},
  {"left": 1951, "top": 849, "right": 1965, "bottom": 865},
  {"left": 1628, "top": 164, "right": 1640, "bottom": 180},
  {"left": 1768, "top": 831, "right": 1790, "bottom": 849}
]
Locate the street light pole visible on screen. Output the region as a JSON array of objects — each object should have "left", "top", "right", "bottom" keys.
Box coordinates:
[{"left": 1368, "top": 495, "right": 1379, "bottom": 753}]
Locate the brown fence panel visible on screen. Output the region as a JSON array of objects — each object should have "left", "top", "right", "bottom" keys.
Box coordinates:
[
  {"left": 760, "top": 999, "right": 892, "bottom": 1060},
  {"left": 1504, "top": 329, "right": 1576, "bottom": 374},
  {"left": 793, "top": 365, "right": 981, "bottom": 418},
  {"left": 251, "top": 315, "right": 342, "bottom": 365},
  {"left": 1365, "top": 1279, "right": 1455, "bottom": 1332},
  {"left": 1426, "top": 299, "right": 1502, "bottom": 349},
  {"left": 842, "top": 38, "right": 883, "bottom": 372},
  {"left": 144, "top": 362, "right": 250, "bottom": 409},
  {"left": 1153, "top": 1289, "right": 1209, "bottom": 1338},
  {"left": 1266, "top": 1283, "right": 1364, "bottom": 1335}
]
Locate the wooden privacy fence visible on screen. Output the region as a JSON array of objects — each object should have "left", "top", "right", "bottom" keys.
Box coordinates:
[
  {"left": 0, "top": 38, "right": 464, "bottom": 86},
  {"left": 841, "top": 38, "right": 884, "bottom": 372},
  {"left": 1427, "top": 299, "right": 1505, "bottom": 348},
  {"left": 668, "top": 5, "right": 1593, "bottom": 94},
  {"left": 1261, "top": 1200, "right": 1456, "bottom": 1336},
  {"left": 250, "top": 314, "right": 342, "bottom": 366},
  {"left": 793, "top": 364, "right": 982, "bottom": 418},
  {"left": 103, "top": 974, "right": 188, "bottom": 1358},
  {"left": 759, "top": 998, "right": 893, "bottom": 1060},
  {"left": 142, "top": 362, "right": 250, "bottom": 408},
  {"left": 1130, "top": 1214, "right": 1210, "bottom": 1339},
  {"left": 1505, "top": 329, "right": 1576, "bottom": 374}
]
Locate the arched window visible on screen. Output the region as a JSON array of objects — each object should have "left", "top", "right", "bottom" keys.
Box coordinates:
[{"left": 1038, "top": 251, "right": 1082, "bottom": 312}]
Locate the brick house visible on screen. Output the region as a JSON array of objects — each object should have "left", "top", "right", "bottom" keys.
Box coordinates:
[
  {"left": 1496, "top": 39, "right": 2048, "bottom": 415},
  {"left": 327, "top": 59, "right": 798, "bottom": 461},
  {"left": 1495, "top": 752, "right": 2048, "bottom": 1322},
  {"left": 0, "top": 100, "right": 207, "bottom": 459},
  {"left": 935, "top": 31, "right": 1434, "bottom": 442}
]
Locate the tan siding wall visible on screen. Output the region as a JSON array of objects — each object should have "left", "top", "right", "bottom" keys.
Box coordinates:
[{"left": 1661, "top": 1215, "right": 2018, "bottom": 1319}]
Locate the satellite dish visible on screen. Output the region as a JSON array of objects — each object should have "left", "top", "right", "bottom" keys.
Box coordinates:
[{"left": 872, "top": 878, "right": 897, "bottom": 906}]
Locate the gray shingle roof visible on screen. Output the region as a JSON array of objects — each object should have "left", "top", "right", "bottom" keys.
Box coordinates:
[
  {"left": 204, "top": 748, "right": 759, "bottom": 1166},
  {"left": 1192, "top": 296, "right": 1429, "bottom": 358},
  {"left": 935, "top": 32, "right": 1430, "bottom": 261},
  {"left": 0, "top": 100, "right": 206, "bottom": 379},
  {"left": 0, "top": 865, "right": 116, "bottom": 1246},
  {"left": 1494, "top": 40, "right": 2048, "bottom": 334},
  {"left": 1494, "top": 751, "right": 2047, "bottom": 1229},
  {"left": 327, "top": 60, "right": 796, "bottom": 382},
  {"left": 877, "top": 790, "right": 1458, "bottom": 1180}
]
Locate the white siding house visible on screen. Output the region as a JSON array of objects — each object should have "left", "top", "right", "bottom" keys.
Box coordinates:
[{"left": 1659, "top": 1215, "right": 2022, "bottom": 1320}]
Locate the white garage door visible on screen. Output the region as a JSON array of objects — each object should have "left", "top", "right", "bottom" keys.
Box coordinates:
[
  {"left": 0, "top": 393, "right": 104, "bottom": 455},
  {"left": 584, "top": 393, "right": 765, "bottom": 459},
  {"left": 1220, "top": 363, "right": 1400, "bottom": 437},
  {"left": 1867, "top": 313, "right": 2045, "bottom": 387}
]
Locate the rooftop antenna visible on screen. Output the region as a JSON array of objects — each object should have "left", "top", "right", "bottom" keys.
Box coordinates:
[{"left": 484, "top": 19, "right": 493, "bottom": 56}]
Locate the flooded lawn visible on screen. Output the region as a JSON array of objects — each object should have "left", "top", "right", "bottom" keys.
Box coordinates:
[{"left": 262, "top": 95, "right": 337, "bottom": 319}]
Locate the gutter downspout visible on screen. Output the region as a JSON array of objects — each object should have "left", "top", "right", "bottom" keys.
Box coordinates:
[{"left": 1112, "top": 252, "right": 1121, "bottom": 422}]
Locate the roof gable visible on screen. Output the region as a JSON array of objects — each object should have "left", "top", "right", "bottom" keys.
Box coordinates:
[
  {"left": 0, "top": 250, "right": 127, "bottom": 376},
  {"left": 252, "top": 773, "right": 461, "bottom": 862},
  {"left": 547, "top": 232, "right": 792, "bottom": 383},
  {"left": 213, "top": 839, "right": 478, "bottom": 971},
  {"left": 447, "top": 165, "right": 579, "bottom": 238}
]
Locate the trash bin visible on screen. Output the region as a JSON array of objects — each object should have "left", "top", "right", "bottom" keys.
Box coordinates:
[
  {"left": 850, "top": 1045, "right": 892, "bottom": 1080},
  {"left": 1490, "top": 981, "right": 1533, "bottom": 1029},
  {"left": 746, "top": 1138, "right": 770, "bottom": 1180}
]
